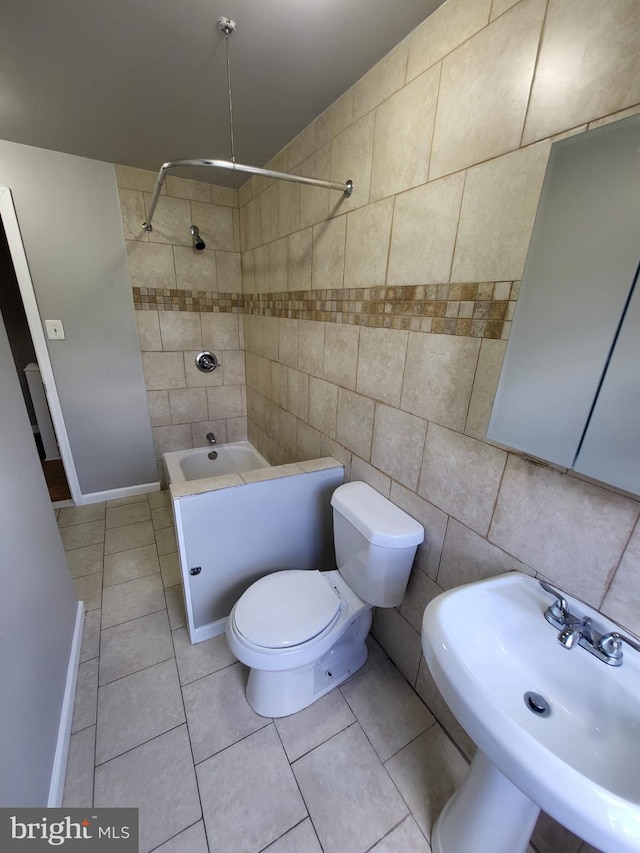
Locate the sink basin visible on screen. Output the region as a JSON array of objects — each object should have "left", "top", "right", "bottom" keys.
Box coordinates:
[{"left": 422, "top": 571, "right": 640, "bottom": 853}]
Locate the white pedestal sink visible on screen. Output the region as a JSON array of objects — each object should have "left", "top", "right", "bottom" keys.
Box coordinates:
[{"left": 421, "top": 572, "right": 640, "bottom": 853}]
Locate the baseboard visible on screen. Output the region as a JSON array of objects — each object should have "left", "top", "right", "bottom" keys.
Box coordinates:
[
  {"left": 47, "top": 601, "right": 85, "bottom": 807},
  {"left": 189, "top": 616, "right": 228, "bottom": 644},
  {"left": 81, "top": 481, "right": 160, "bottom": 505},
  {"left": 52, "top": 499, "right": 74, "bottom": 509}
]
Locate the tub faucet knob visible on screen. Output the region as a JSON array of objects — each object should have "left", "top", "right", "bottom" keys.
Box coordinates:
[{"left": 206, "top": 432, "right": 216, "bottom": 445}]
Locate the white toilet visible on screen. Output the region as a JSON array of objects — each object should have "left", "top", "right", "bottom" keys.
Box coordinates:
[{"left": 226, "top": 481, "right": 424, "bottom": 717}]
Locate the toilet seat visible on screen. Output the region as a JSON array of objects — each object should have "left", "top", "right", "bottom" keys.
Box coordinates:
[{"left": 233, "top": 570, "right": 342, "bottom": 649}]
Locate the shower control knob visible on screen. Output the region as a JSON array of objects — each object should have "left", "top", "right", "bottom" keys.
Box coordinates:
[
  {"left": 195, "top": 351, "right": 220, "bottom": 373},
  {"left": 189, "top": 566, "right": 202, "bottom": 576}
]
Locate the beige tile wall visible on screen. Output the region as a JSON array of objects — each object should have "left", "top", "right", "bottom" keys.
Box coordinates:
[
  {"left": 238, "top": 0, "right": 640, "bottom": 796},
  {"left": 116, "top": 166, "right": 246, "bottom": 480}
]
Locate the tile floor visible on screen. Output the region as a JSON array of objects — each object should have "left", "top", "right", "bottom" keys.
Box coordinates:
[{"left": 59, "top": 491, "right": 597, "bottom": 853}]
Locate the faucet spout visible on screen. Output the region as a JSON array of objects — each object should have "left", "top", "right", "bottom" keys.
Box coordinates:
[
  {"left": 206, "top": 431, "right": 216, "bottom": 446},
  {"left": 541, "top": 578, "right": 637, "bottom": 666},
  {"left": 557, "top": 617, "right": 593, "bottom": 650}
]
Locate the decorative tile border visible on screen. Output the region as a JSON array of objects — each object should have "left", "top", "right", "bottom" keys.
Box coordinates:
[
  {"left": 133, "top": 287, "right": 243, "bottom": 313},
  {"left": 133, "top": 282, "right": 518, "bottom": 340},
  {"left": 244, "top": 281, "right": 518, "bottom": 340}
]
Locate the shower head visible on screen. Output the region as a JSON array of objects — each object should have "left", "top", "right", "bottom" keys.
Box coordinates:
[{"left": 190, "top": 225, "right": 206, "bottom": 251}]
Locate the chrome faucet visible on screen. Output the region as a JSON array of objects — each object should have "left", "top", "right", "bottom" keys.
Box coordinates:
[
  {"left": 206, "top": 431, "right": 216, "bottom": 445},
  {"left": 557, "top": 624, "right": 581, "bottom": 649},
  {"left": 556, "top": 615, "right": 595, "bottom": 649},
  {"left": 597, "top": 631, "right": 640, "bottom": 663},
  {"left": 540, "top": 580, "right": 640, "bottom": 666}
]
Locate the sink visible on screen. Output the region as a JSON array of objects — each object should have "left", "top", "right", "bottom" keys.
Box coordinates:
[{"left": 421, "top": 571, "right": 640, "bottom": 853}]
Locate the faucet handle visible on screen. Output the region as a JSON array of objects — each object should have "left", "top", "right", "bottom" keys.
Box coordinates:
[
  {"left": 598, "top": 631, "right": 640, "bottom": 662},
  {"left": 598, "top": 633, "right": 623, "bottom": 661},
  {"left": 539, "top": 580, "right": 569, "bottom": 621}
]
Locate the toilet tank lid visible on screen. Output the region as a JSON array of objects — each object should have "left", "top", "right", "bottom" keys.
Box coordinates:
[{"left": 331, "top": 482, "right": 424, "bottom": 548}]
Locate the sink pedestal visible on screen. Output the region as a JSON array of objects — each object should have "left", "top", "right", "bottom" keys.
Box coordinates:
[{"left": 431, "top": 750, "right": 540, "bottom": 853}]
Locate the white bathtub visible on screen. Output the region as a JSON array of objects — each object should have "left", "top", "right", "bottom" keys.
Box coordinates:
[{"left": 164, "top": 441, "right": 270, "bottom": 484}]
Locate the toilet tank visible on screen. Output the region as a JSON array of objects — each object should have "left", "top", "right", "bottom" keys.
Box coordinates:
[{"left": 330, "top": 482, "right": 424, "bottom": 607}]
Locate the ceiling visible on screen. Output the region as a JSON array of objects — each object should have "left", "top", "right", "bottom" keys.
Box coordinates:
[{"left": 0, "top": 0, "right": 444, "bottom": 187}]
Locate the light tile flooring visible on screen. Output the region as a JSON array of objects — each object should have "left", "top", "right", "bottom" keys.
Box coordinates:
[{"left": 59, "top": 492, "right": 596, "bottom": 853}]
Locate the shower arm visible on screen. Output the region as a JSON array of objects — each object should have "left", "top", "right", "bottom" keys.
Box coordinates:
[{"left": 142, "top": 158, "right": 353, "bottom": 232}]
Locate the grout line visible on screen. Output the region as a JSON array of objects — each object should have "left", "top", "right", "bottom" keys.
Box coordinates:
[
  {"left": 146, "top": 819, "right": 204, "bottom": 853},
  {"left": 257, "top": 818, "right": 314, "bottom": 853},
  {"left": 92, "top": 507, "right": 108, "bottom": 805},
  {"left": 289, "top": 719, "right": 361, "bottom": 771},
  {"left": 459, "top": 320, "right": 482, "bottom": 434},
  {"left": 433, "top": 514, "right": 449, "bottom": 587},
  {"left": 597, "top": 509, "right": 640, "bottom": 610},
  {"left": 425, "top": 59, "right": 443, "bottom": 185},
  {"left": 166, "top": 612, "right": 208, "bottom": 848},
  {"left": 363, "top": 815, "right": 428, "bottom": 852},
  {"left": 191, "top": 720, "right": 272, "bottom": 769},
  {"left": 415, "top": 416, "right": 431, "bottom": 499},
  {"left": 94, "top": 720, "right": 186, "bottom": 771},
  {"left": 406, "top": 1, "right": 494, "bottom": 88},
  {"left": 432, "top": 713, "right": 473, "bottom": 770},
  {"left": 485, "top": 449, "right": 511, "bottom": 541},
  {"left": 519, "top": 0, "right": 551, "bottom": 149},
  {"left": 177, "top": 658, "right": 238, "bottom": 690},
  {"left": 97, "top": 648, "right": 175, "bottom": 689},
  {"left": 447, "top": 168, "right": 467, "bottom": 285},
  {"left": 70, "top": 567, "right": 104, "bottom": 581},
  {"left": 270, "top": 722, "right": 315, "bottom": 838},
  {"left": 103, "top": 567, "right": 161, "bottom": 590},
  {"left": 100, "top": 602, "right": 168, "bottom": 633}
]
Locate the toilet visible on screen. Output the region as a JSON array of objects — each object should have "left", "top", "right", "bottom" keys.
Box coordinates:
[{"left": 226, "top": 481, "right": 424, "bottom": 717}]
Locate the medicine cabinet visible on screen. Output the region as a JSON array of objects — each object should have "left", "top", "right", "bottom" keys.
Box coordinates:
[{"left": 487, "top": 114, "right": 640, "bottom": 496}]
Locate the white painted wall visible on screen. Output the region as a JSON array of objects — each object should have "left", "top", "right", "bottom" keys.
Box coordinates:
[
  {"left": 0, "top": 310, "right": 78, "bottom": 806},
  {"left": 0, "top": 139, "right": 157, "bottom": 496}
]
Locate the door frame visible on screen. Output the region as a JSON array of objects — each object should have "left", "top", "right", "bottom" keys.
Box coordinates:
[{"left": 0, "top": 186, "right": 81, "bottom": 504}]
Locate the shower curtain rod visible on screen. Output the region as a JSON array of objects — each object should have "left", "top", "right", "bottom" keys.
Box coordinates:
[{"left": 142, "top": 158, "right": 353, "bottom": 233}]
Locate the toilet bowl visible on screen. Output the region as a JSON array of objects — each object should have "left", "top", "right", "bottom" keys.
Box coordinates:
[{"left": 226, "top": 481, "right": 424, "bottom": 718}]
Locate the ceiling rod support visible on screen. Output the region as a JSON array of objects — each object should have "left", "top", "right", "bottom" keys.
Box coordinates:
[
  {"left": 221, "top": 21, "right": 236, "bottom": 163},
  {"left": 142, "top": 158, "right": 353, "bottom": 233}
]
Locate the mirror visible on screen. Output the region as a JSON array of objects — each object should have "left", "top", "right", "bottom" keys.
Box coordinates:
[{"left": 487, "top": 113, "right": 640, "bottom": 496}]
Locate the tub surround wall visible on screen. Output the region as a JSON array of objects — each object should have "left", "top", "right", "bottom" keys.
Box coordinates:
[
  {"left": 170, "top": 458, "right": 344, "bottom": 643},
  {"left": 117, "top": 167, "right": 247, "bottom": 479},
  {"left": 238, "top": 0, "right": 640, "bottom": 784}
]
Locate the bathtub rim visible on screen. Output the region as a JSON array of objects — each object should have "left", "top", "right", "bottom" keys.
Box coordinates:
[{"left": 163, "top": 440, "right": 270, "bottom": 486}]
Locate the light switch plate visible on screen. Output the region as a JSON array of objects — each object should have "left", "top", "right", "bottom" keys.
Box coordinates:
[{"left": 45, "top": 319, "right": 65, "bottom": 340}]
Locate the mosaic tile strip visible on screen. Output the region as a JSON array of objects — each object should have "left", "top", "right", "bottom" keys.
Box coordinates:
[
  {"left": 243, "top": 281, "right": 518, "bottom": 340},
  {"left": 133, "top": 287, "right": 243, "bottom": 313},
  {"left": 133, "top": 282, "right": 518, "bottom": 340}
]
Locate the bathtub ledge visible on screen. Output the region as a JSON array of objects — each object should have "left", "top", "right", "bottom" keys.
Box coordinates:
[
  {"left": 239, "top": 462, "right": 305, "bottom": 484},
  {"left": 170, "top": 472, "right": 244, "bottom": 500},
  {"left": 169, "top": 456, "right": 343, "bottom": 499},
  {"left": 298, "top": 456, "right": 343, "bottom": 473}
]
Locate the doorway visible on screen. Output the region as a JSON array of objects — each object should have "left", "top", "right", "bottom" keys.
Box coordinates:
[{"left": 0, "top": 186, "right": 80, "bottom": 505}]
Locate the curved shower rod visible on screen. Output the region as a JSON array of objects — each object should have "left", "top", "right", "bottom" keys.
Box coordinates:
[{"left": 142, "top": 158, "right": 353, "bottom": 233}]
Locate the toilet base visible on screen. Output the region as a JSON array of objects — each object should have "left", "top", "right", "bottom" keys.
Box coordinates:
[{"left": 245, "top": 610, "right": 372, "bottom": 717}]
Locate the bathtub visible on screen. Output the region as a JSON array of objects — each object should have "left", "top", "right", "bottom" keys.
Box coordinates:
[{"left": 164, "top": 441, "right": 270, "bottom": 484}]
